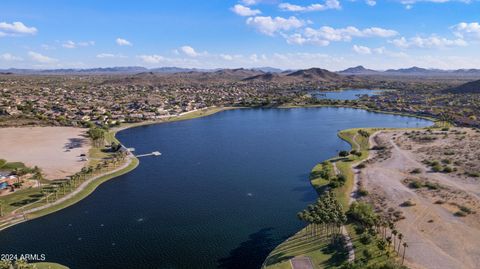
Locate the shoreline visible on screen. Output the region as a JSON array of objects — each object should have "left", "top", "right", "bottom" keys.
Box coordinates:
[
  {"left": 0, "top": 106, "right": 231, "bottom": 232},
  {"left": 0, "top": 105, "right": 438, "bottom": 267},
  {"left": 263, "top": 124, "right": 436, "bottom": 268},
  {"left": 0, "top": 105, "right": 435, "bottom": 228}
]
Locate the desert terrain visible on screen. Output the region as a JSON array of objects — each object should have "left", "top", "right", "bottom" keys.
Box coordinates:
[
  {"left": 0, "top": 127, "right": 90, "bottom": 179},
  {"left": 357, "top": 127, "right": 480, "bottom": 269}
]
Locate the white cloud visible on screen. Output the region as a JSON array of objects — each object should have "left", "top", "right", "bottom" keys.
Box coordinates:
[
  {"left": 96, "top": 53, "right": 127, "bottom": 58},
  {"left": 231, "top": 4, "right": 262, "bottom": 16},
  {"left": 241, "top": 0, "right": 262, "bottom": 5},
  {"left": 246, "top": 16, "right": 305, "bottom": 35},
  {"left": 116, "top": 38, "right": 132, "bottom": 46},
  {"left": 180, "top": 45, "right": 201, "bottom": 57},
  {"left": 353, "top": 45, "right": 372, "bottom": 54},
  {"left": 399, "top": 0, "right": 474, "bottom": 8},
  {"left": 0, "top": 53, "right": 22, "bottom": 61},
  {"left": 285, "top": 26, "right": 397, "bottom": 45},
  {"left": 366, "top": 0, "right": 377, "bottom": 6},
  {"left": 220, "top": 54, "right": 234, "bottom": 61},
  {"left": 452, "top": 22, "right": 480, "bottom": 39},
  {"left": 279, "top": 0, "right": 341, "bottom": 12},
  {"left": 28, "top": 51, "right": 57, "bottom": 64},
  {"left": 352, "top": 45, "right": 390, "bottom": 55},
  {"left": 390, "top": 35, "right": 467, "bottom": 49},
  {"left": 138, "top": 54, "right": 165, "bottom": 64},
  {"left": 0, "top": 21, "right": 37, "bottom": 37},
  {"left": 62, "top": 40, "right": 95, "bottom": 49}
]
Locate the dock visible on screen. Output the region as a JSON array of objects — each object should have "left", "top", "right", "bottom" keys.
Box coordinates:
[{"left": 136, "top": 151, "right": 162, "bottom": 158}]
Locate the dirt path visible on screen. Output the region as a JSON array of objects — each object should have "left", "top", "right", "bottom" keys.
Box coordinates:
[{"left": 363, "top": 131, "right": 480, "bottom": 269}]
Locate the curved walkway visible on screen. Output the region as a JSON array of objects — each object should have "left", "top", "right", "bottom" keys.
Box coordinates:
[
  {"left": 0, "top": 156, "right": 134, "bottom": 231},
  {"left": 24, "top": 156, "right": 133, "bottom": 215}
]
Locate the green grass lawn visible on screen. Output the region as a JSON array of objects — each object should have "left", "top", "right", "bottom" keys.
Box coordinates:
[
  {"left": 264, "top": 226, "right": 347, "bottom": 269},
  {"left": 0, "top": 161, "right": 27, "bottom": 170},
  {"left": 264, "top": 128, "right": 386, "bottom": 269}
]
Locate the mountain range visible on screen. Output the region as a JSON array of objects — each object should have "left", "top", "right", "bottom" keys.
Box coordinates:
[
  {"left": 339, "top": 65, "right": 480, "bottom": 77},
  {"left": 1, "top": 65, "right": 480, "bottom": 78}
]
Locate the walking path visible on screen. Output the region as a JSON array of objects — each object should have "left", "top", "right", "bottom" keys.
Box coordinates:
[
  {"left": 24, "top": 156, "right": 133, "bottom": 215},
  {"left": 0, "top": 155, "right": 134, "bottom": 231}
]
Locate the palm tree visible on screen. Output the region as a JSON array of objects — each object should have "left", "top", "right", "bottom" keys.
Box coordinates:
[
  {"left": 402, "top": 242, "right": 409, "bottom": 265},
  {"left": 0, "top": 259, "right": 12, "bottom": 269},
  {"left": 386, "top": 236, "right": 392, "bottom": 247},
  {"left": 14, "top": 259, "right": 28, "bottom": 269},
  {"left": 53, "top": 189, "right": 58, "bottom": 201},
  {"left": 392, "top": 229, "right": 398, "bottom": 253},
  {"left": 397, "top": 233, "right": 403, "bottom": 253}
]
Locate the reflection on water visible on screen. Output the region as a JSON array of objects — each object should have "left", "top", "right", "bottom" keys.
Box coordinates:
[{"left": 0, "top": 107, "right": 430, "bottom": 269}]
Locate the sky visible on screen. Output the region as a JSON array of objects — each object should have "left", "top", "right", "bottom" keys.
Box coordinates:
[{"left": 1, "top": 0, "right": 480, "bottom": 70}]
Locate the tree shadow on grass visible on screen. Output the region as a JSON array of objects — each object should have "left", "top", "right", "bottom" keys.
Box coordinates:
[
  {"left": 217, "top": 227, "right": 278, "bottom": 269},
  {"left": 320, "top": 240, "right": 349, "bottom": 268},
  {"left": 10, "top": 198, "right": 40, "bottom": 207}
]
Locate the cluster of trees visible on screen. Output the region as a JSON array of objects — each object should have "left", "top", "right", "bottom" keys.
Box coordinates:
[
  {"left": 0, "top": 258, "right": 38, "bottom": 269},
  {"left": 297, "top": 191, "right": 347, "bottom": 241},
  {"left": 40, "top": 151, "right": 128, "bottom": 204},
  {"left": 347, "top": 202, "right": 409, "bottom": 266},
  {"left": 87, "top": 127, "right": 107, "bottom": 148},
  {"left": 358, "top": 129, "right": 371, "bottom": 138},
  {"left": 311, "top": 161, "right": 347, "bottom": 188}
]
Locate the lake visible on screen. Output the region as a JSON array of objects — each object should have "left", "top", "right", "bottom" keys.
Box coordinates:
[
  {"left": 315, "top": 89, "right": 385, "bottom": 100},
  {"left": 0, "top": 108, "right": 431, "bottom": 269}
]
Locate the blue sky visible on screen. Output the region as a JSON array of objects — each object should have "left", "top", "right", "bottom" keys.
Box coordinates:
[{"left": 1, "top": 0, "right": 480, "bottom": 70}]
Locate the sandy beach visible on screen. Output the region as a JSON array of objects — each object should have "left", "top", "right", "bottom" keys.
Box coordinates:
[{"left": 0, "top": 127, "right": 90, "bottom": 179}]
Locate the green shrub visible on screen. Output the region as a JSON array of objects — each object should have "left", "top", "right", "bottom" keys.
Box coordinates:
[
  {"left": 408, "top": 180, "right": 422, "bottom": 189},
  {"left": 443, "top": 166, "right": 453, "bottom": 173},
  {"left": 424, "top": 182, "right": 440, "bottom": 190},
  {"left": 400, "top": 200, "right": 416, "bottom": 207},
  {"left": 360, "top": 233, "right": 373, "bottom": 245},
  {"left": 356, "top": 163, "right": 366, "bottom": 169},
  {"left": 467, "top": 172, "right": 480, "bottom": 178},
  {"left": 454, "top": 211, "right": 467, "bottom": 217},
  {"left": 442, "top": 159, "right": 451, "bottom": 164},
  {"left": 459, "top": 205, "right": 473, "bottom": 214},
  {"left": 410, "top": 168, "right": 422, "bottom": 174},
  {"left": 432, "top": 164, "right": 443, "bottom": 172},
  {"left": 339, "top": 150, "right": 349, "bottom": 157},
  {"left": 358, "top": 188, "right": 369, "bottom": 197}
]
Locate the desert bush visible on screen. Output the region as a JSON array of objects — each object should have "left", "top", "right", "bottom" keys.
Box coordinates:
[
  {"left": 408, "top": 180, "right": 422, "bottom": 189},
  {"left": 410, "top": 168, "right": 422, "bottom": 174},
  {"left": 356, "top": 163, "right": 366, "bottom": 169},
  {"left": 432, "top": 164, "right": 443, "bottom": 172},
  {"left": 358, "top": 188, "right": 369, "bottom": 197},
  {"left": 400, "top": 200, "right": 416, "bottom": 207},
  {"left": 443, "top": 166, "right": 453, "bottom": 173},
  {"left": 454, "top": 211, "right": 467, "bottom": 217}
]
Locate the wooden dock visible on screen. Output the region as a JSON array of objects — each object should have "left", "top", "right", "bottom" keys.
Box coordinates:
[{"left": 136, "top": 151, "right": 161, "bottom": 158}]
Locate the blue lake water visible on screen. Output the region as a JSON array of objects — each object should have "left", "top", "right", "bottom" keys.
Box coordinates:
[
  {"left": 315, "top": 89, "right": 384, "bottom": 100},
  {"left": 0, "top": 108, "right": 431, "bottom": 269}
]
